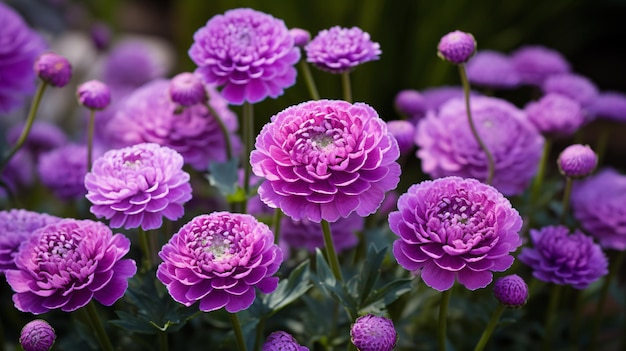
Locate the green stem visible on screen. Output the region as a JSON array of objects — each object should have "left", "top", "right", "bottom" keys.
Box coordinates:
[
  {"left": 531, "top": 138, "right": 552, "bottom": 204},
  {"left": 560, "top": 177, "right": 573, "bottom": 225},
  {"left": 474, "top": 303, "right": 506, "bottom": 351},
  {"left": 205, "top": 101, "right": 233, "bottom": 160},
  {"left": 594, "top": 125, "right": 610, "bottom": 166},
  {"left": 458, "top": 64, "right": 494, "bottom": 185},
  {"left": 85, "top": 301, "right": 115, "bottom": 351},
  {"left": 569, "top": 289, "right": 585, "bottom": 349},
  {"left": 438, "top": 288, "right": 452, "bottom": 351},
  {"left": 254, "top": 318, "right": 265, "bottom": 351},
  {"left": 159, "top": 330, "right": 169, "bottom": 351},
  {"left": 138, "top": 228, "right": 152, "bottom": 270},
  {"left": 230, "top": 313, "right": 248, "bottom": 351},
  {"left": 242, "top": 102, "right": 254, "bottom": 214},
  {"left": 321, "top": 219, "right": 343, "bottom": 282},
  {"left": 272, "top": 208, "right": 282, "bottom": 245},
  {"left": 0, "top": 82, "right": 48, "bottom": 173},
  {"left": 341, "top": 71, "right": 352, "bottom": 103},
  {"left": 299, "top": 60, "right": 320, "bottom": 100},
  {"left": 542, "top": 284, "right": 562, "bottom": 351},
  {"left": 87, "top": 109, "right": 96, "bottom": 172}
]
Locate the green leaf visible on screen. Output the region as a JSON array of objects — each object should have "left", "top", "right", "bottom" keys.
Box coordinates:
[
  {"left": 312, "top": 249, "right": 358, "bottom": 318},
  {"left": 207, "top": 157, "right": 240, "bottom": 197},
  {"left": 264, "top": 259, "right": 312, "bottom": 314},
  {"left": 357, "top": 244, "right": 388, "bottom": 306},
  {"left": 362, "top": 278, "right": 413, "bottom": 309}
]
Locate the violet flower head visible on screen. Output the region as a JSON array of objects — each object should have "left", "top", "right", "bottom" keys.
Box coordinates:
[
  {"left": 251, "top": 99, "right": 401, "bottom": 223},
  {"left": 0, "top": 150, "right": 34, "bottom": 196},
  {"left": 85, "top": 143, "right": 192, "bottom": 230},
  {"left": 420, "top": 86, "right": 482, "bottom": 113},
  {"left": 387, "top": 120, "right": 416, "bottom": 155},
  {"left": 281, "top": 213, "right": 362, "bottom": 253},
  {"left": 350, "top": 314, "right": 397, "bottom": 351},
  {"left": 157, "top": 212, "right": 283, "bottom": 313},
  {"left": 262, "top": 331, "right": 309, "bottom": 351},
  {"left": 466, "top": 50, "right": 521, "bottom": 89},
  {"left": 6, "top": 121, "right": 67, "bottom": 160},
  {"left": 557, "top": 144, "right": 597, "bottom": 178},
  {"left": 511, "top": 45, "right": 571, "bottom": 86},
  {"left": 0, "top": 3, "right": 48, "bottom": 113},
  {"left": 588, "top": 91, "right": 626, "bottom": 122},
  {"left": 571, "top": 168, "right": 626, "bottom": 250},
  {"left": 416, "top": 96, "right": 544, "bottom": 196},
  {"left": 524, "top": 93, "right": 585, "bottom": 137},
  {"left": 493, "top": 274, "right": 528, "bottom": 308},
  {"left": 390, "top": 176, "right": 523, "bottom": 291},
  {"left": 5, "top": 218, "right": 137, "bottom": 313},
  {"left": 394, "top": 89, "right": 426, "bottom": 121},
  {"left": 169, "top": 72, "right": 207, "bottom": 106},
  {"left": 34, "top": 52, "right": 72, "bottom": 87},
  {"left": 305, "top": 26, "right": 381, "bottom": 74},
  {"left": 189, "top": 8, "right": 300, "bottom": 105},
  {"left": 542, "top": 73, "right": 599, "bottom": 108},
  {"left": 103, "top": 39, "right": 167, "bottom": 91},
  {"left": 19, "top": 319, "right": 56, "bottom": 351},
  {"left": 0, "top": 209, "right": 61, "bottom": 274},
  {"left": 38, "top": 143, "right": 89, "bottom": 200},
  {"left": 90, "top": 22, "right": 111, "bottom": 51},
  {"left": 289, "top": 28, "right": 311, "bottom": 47},
  {"left": 437, "top": 30, "right": 476, "bottom": 64},
  {"left": 106, "top": 79, "right": 241, "bottom": 170},
  {"left": 76, "top": 80, "right": 111, "bottom": 110},
  {"left": 518, "top": 225, "right": 608, "bottom": 289}
]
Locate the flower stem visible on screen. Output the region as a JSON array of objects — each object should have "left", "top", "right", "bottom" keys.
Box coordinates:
[
  {"left": 458, "top": 64, "right": 494, "bottom": 185},
  {"left": 138, "top": 227, "right": 152, "bottom": 270},
  {"left": 473, "top": 303, "right": 505, "bottom": 351},
  {"left": 559, "top": 177, "right": 573, "bottom": 225},
  {"left": 299, "top": 60, "right": 320, "bottom": 100},
  {"left": 272, "top": 208, "right": 282, "bottom": 245},
  {"left": 242, "top": 102, "right": 254, "bottom": 214},
  {"left": 569, "top": 289, "right": 585, "bottom": 349},
  {"left": 438, "top": 288, "right": 452, "bottom": 351},
  {"left": 205, "top": 101, "right": 233, "bottom": 160},
  {"left": 159, "top": 329, "right": 169, "bottom": 351},
  {"left": 531, "top": 138, "right": 552, "bottom": 204},
  {"left": 321, "top": 219, "right": 343, "bottom": 282},
  {"left": 85, "top": 300, "right": 114, "bottom": 351},
  {"left": 341, "top": 71, "right": 352, "bottom": 103},
  {"left": 230, "top": 313, "right": 248, "bottom": 351},
  {"left": 0, "top": 82, "right": 48, "bottom": 173},
  {"left": 594, "top": 125, "right": 610, "bottom": 166},
  {"left": 542, "top": 284, "right": 562, "bottom": 351},
  {"left": 87, "top": 109, "right": 96, "bottom": 172},
  {"left": 253, "top": 318, "right": 265, "bottom": 351}
]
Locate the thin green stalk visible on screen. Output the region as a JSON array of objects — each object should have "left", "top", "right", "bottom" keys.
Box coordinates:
[
  {"left": 341, "top": 71, "right": 352, "bottom": 103},
  {"left": 230, "top": 313, "right": 248, "bottom": 351},
  {"left": 159, "top": 330, "right": 169, "bottom": 351},
  {"left": 594, "top": 126, "right": 610, "bottom": 166},
  {"left": 87, "top": 109, "right": 96, "bottom": 171},
  {"left": 531, "top": 138, "right": 552, "bottom": 204},
  {"left": 138, "top": 228, "right": 152, "bottom": 270},
  {"left": 474, "top": 303, "right": 506, "bottom": 351},
  {"left": 542, "top": 284, "right": 562, "bottom": 351},
  {"left": 0, "top": 82, "right": 48, "bottom": 173},
  {"left": 85, "top": 301, "right": 114, "bottom": 351},
  {"left": 299, "top": 60, "right": 320, "bottom": 100},
  {"left": 438, "top": 288, "right": 453, "bottom": 351},
  {"left": 205, "top": 101, "right": 233, "bottom": 160},
  {"left": 560, "top": 177, "right": 573, "bottom": 224},
  {"left": 242, "top": 102, "right": 254, "bottom": 214},
  {"left": 458, "top": 64, "right": 494, "bottom": 185},
  {"left": 272, "top": 208, "right": 282, "bottom": 244},
  {"left": 321, "top": 219, "right": 343, "bottom": 282},
  {"left": 253, "top": 318, "right": 265, "bottom": 351}
]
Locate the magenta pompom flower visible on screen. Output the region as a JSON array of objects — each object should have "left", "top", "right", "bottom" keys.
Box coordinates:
[
  {"left": 390, "top": 176, "right": 523, "bottom": 291},
  {"left": 262, "top": 331, "right": 309, "bottom": 351},
  {"left": 518, "top": 225, "right": 608, "bottom": 289},
  {"left": 169, "top": 72, "right": 207, "bottom": 106},
  {"left": 157, "top": 212, "right": 283, "bottom": 313},
  {"left": 20, "top": 319, "right": 56, "bottom": 351},
  {"left": 437, "top": 30, "right": 476, "bottom": 64},
  {"left": 34, "top": 52, "right": 72, "bottom": 87},
  {"left": 289, "top": 28, "right": 311, "bottom": 47},
  {"left": 251, "top": 99, "right": 401, "bottom": 222},
  {"left": 524, "top": 93, "right": 585, "bottom": 137},
  {"left": 189, "top": 8, "right": 300, "bottom": 105},
  {"left": 493, "top": 274, "right": 528, "bottom": 308},
  {"left": 350, "top": 314, "right": 397, "bottom": 351},
  {"left": 77, "top": 80, "right": 111, "bottom": 110},
  {"left": 557, "top": 144, "right": 597, "bottom": 178},
  {"left": 510, "top": 45, "right": 571, "bottom": 86},
  {"left": 305, "top": 26, "right": 381, "bottom": 74},
  {"left": 38, "top": 144, "right": 89, "bottom": 200},
  {"left": 85, "top": 143, "right": 192, "bottom": 230},
  {"left": 5, "top": 219, "right": 137, "bottom": 314}
]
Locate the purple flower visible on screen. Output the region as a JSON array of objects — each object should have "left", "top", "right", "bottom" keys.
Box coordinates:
[
  {"left": 493, "top": 274, "right": 528, "bottom": 308},
  {"left": 0, "top": 3, "right": 47, "bottom": 113},
  {"left": 37, "top": 143, "right": 89, "bottom": 200},
  {"left": 1, "top": 150, "right": 34, "bottom": 196},
  {"left": 524, "top": 93, "right": 585, "bottom": 137},
  {"left": 571, "top": 168, "right": 626, "bottom": 250},
  {"left": 5, "top": 218, "right": 137, "bottom": 313},
  {"left": 350, "top": 314, "right": 397, "bottom": 351},
  {"left": 34, "top": 52, "right": 72, "bottom": 87},
  {"left": 289, "top": 28, "right": 311, "bottom": 47},
  {"left": 157, "top": 212, "right": 283, "bottom": 313},
  {"left": 262, "top": 331, "right": 309, "bottom": 351},
  {"left": 518, "top": 225, "right": 608, "bottom": 289},
  {"left": 420, "top": 86, "right": 482, "bottom": 113},
  {"left": 0, "top": 209, "right": 61, "bottom": 274},
  {"left": 557, "top": 144, "right": 597, "bottom": 178},
  {"left": 251, "top": 99, "right": 401, "bottom": 223},
  {"left": 169, "top": 72, "right": 207, "bottom": 106},
  {"left": 85, "top": 143, "right": 192, "bottom": 230},
  {"left": 437, "top": 30, "right": 476, "bottom": 64},
  {"left": 77, "top": 80, "right": 111, "bottom": 110},
  {"left": 19, "top": 319, "right": 56, "bottom": 351},
  {"left": 394, "top": 89, "right": 426, "bottom": 120},
  {"left": 466, "top": 50, "right": 521, "bottom": 89},
  {"left": 189, "top": 8, "right": 300, "bottom": 105},
  {"left": 511, "top": 45, "right": 571, "bottom": 86},
  {"left": 588, "top": 91, "right": 626, "bottom": 122},
  {"left": 281, "top": 213, "right": 362, "bottom": 253},
  {"left": 102, "top": 39, "right": 167, "bottom": 92},
  {"left": 305, "top": 26, "right": 381, "bottom": 74},
  {"left": 90, "top": 22, "right": 111, "bottom": 51},
  {"left": 6, "top": 121, "right": 67, "bottom": 160},
  {"left": 416, "top": 96, "right": 544, "bottom": 196},
  {"left": 542, "top": 73, "right": 598, "bottom": 108},
  {"left": 390, "top": 176, "right": 523, "bottom": 291},
  {"left": 106, "top": 79, "right": 240, "bottom": 170},
  {"left": 387, "top": 120, "right": 416, "bottom": 155}
]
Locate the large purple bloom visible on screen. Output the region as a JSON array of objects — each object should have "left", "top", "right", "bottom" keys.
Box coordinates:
[
  {"left": 85, "top": 143, "right": 192, "bottom": 230},
  {"left": 189, "top": 8, "right": 300, "bottom": 105},
  {"left": 524, "top": 93, "right": 585, "bottom": 137},
  {"left": 416, "top": 96, "right": 544, "bottom": 196},
  {"left": 510, "top": 45, "right": 570, "bottom": 86},
  {"left": 571, "top": 168, "right": 626, "bottom": 250},
  {"left": 281, "top": 213, "right": 362, "bottom": 253},
  {"left": 106, "top": 79, "right": 240, "bottom": 170},
  {"left": 251, "top": 99, "right": 401, "bottom": 222},
  {"left": 5, "top": 219, "right": 137, "bottom": 314},
  {"left": 157, "top": 212, "right": 283, "bottom": 313},
  {"left": 518, "top": 225, "right": 607, "bottom": 289},
  {"left": 542, "top": 73, "right": 598, "bottom": 108},
  {"left": 466, "top": 50, "right": 521, "bottom": 89},
  {"left": 38, "top": 143, "right": 88, "bottom": 200},
  {"left": 0, "top": 3, "right": 47, "bottom": 113},
  {"left": 390, "top": 176, "right": 523, "bottom": 291}
]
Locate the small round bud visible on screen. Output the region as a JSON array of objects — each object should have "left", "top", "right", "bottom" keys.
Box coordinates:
[
  {"left": 289, "top": 28, "right": 311, "bottom": 47},
  {"left": 34, "top": 52, "right": 72, "bottom": 87},
  {"left": 493, "top": 274, "right": 528, "bottom": 308},
  {"left": 394, "top": 89, "right": 426, "bottom": 117},
  {"left": 262, "top": 331, "right": 309, "bottom": 351},
  {"left": 437, "top": 30, "right": 477, "bottom": 64},
  {"left": 19, "top": 319, "right": 56, "bottom": 351},
  {"left": 387, "top": 120, "right": 416, "bottom": 155},
  {"left": 90, "top": 22, "right": 112, "bottom": 51},
  {"left": 557, "top": 144, "right": 597, "bottom": 178},
  {"left": 169, "top": 72, "right": 207, "bottom": 106},
  {"left": 350, "top": 314, "right": 397, "bottom": 351},
  {"left": 77, "top": 80, "right": 111, "bottom": 110}
]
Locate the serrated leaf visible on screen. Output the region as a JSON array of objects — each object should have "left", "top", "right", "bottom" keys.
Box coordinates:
[
  {"left": 207, "top": 157, "right": 240, "bottom": 197},
  {"left": 264, "top": 259, "right": 312, "bottom": 314},
  {"left": 357, "top": 244, "right": 387, "bottom": 306},
  {"left": 362, "top": 278, "right": 413, "bottom": 308}
]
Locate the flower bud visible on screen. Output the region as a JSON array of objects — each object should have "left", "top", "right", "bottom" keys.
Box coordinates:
[
  {"left": 169, "top": 72, "right": 207, "bottom": 107},
  {"left": 289, "top": 28, "right": 311, "bottom": 47},
  {"left": 19, "top": 319, "right": 56, "bottom": 351},
  {"left": 437, "top": 30, "right": 476, "bottom": 64},
  {"left": 350, "top": 314, "right": 397, "bottom": 351},
  {"left": 34, "top": 52, "right": 72, "bottom": 87},
  {"left": 493, "top": 274, "right": 528, "bottom": 308},
  {"left": 77, "top": 80, "right": 111, "bottom": 110},
  {"left": 557, "top": 144, "right": 597, "bottom": 178}
]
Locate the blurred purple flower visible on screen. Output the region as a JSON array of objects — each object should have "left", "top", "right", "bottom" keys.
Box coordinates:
[
  {"left": 511, "top": 45, "right": 571, "bottom": 86},
  {"left": 1, "top": 150, "right": 34, "bottom": 196},
  {"left": 350, "top": 314, "right": 397, "bottom": 351},
  {"left": 390, "top": 176, "right": 523, "bottom": 291},
  {"left": 437, "top": 30, "right": 476, "bottom": 64},
  {"left": 524, "top": 93, "right": 585, "bottom": 137},
  {"left": 19, "top": 319, "right": 56, "bottom": 351},
  {"left": 6, "top": 121, "right": 67, "bottom": 160},
  {"left": 85, "top": 143, "right": 192, "bottom": 230},
  {"left": 281, "top": 213, "right": 362, "bottom": 253},
  {"left": 157, "top": 212, "right": 283, "bottom": 313},
  {"left": 38, "top": 143, "right": 89, "bottom": 200},
  {"left": 416, "top": 96, "right": 544, "bottom": 196},
  {"left": 557, "top": 144, "right": 597, "bottom": 178},
  {"left": 34, "top": 52, "right": 72, "bottom": 87},
  {"left": 306, "top": 26, "right": 381, "bottom": 74},
  {"left": 189, "top": 8, "right": 300, "bottom": 105},
  {"left": 493, "top": 274, "right": 528, "bottom": 308},
  {"left": 420, "top": 86, "right": 482, "bottom": 114},
  {"left": 76, "top": 80, "right": 111, "bottom": 110},
  {"left": 251, "top": 99, "right": 401, "bottom": 222},
  {"left": 466, "top": 50, "right": 521, "bottom": 89},
  {"left": 518, "top": 225, "right": 607, "bottom": 289},
  {"left": 262, "top": 331, "right": 309, "bottom": 351},
  {"left": 102, "top": 39, "right": 167, "bottom": 92},
  {"left": 588, "top": 91, "right": 626, "bottom": 122},
  {"left": 394, "top": 89, "right": 426, "bottom": 121},
  {"left": 542, "top": 73, "right": 598, "bottom": 108},
  {"left": 289, "top": 28, "right": 311, "bottom": 47},
  {"left": 169, "top": 72, "right": 207, "bottom": 106},
  {"left": 5, "top": 218, "right": 137, "bottom": 313},
  {"left": 90, "top": 22, "right": 111, "bottom": 51},
  {"left": 386, "top": 120, "right": 416, "bottom": 155}
]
